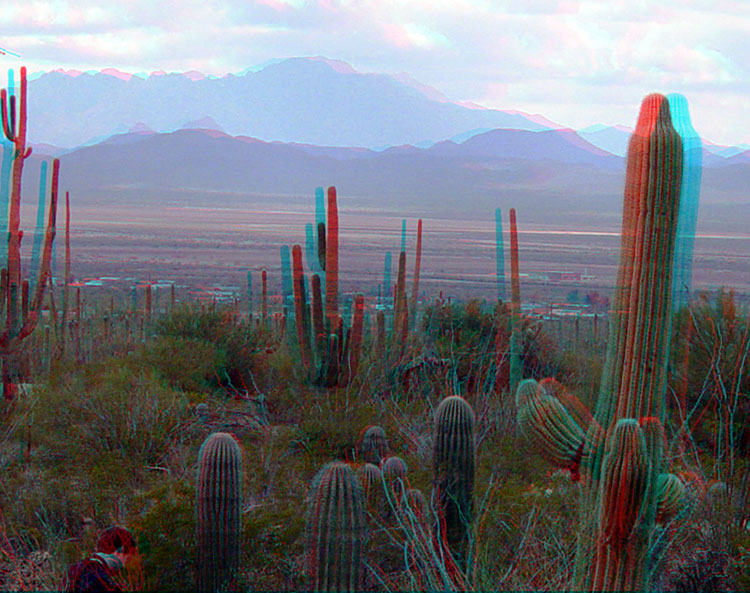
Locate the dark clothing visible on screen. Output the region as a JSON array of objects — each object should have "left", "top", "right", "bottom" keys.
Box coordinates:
[{"left": 65, "top": 554, "right": 123, "bottom": 592}]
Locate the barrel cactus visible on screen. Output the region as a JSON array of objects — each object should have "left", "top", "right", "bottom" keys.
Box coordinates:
[
  {"left": 195, "top": 432, "right": 243, "bottom": 593},
  {"left": 305, "top": 461, "right": 367, "bottom": 592},
  {"left": 433, "top": 395, "right": 475, "bottom": 570}
]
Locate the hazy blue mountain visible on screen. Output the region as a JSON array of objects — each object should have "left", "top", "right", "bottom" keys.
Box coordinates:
[
  {"left": 428, "top": 128, "right": 621, "bottom": 168},
  {"left": 27, "top": 57, "right": 553, "bottom": 149}
]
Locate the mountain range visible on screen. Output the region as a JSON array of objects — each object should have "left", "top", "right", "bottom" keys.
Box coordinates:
[
  {"left": 28, "top": 57, "right": 748, "bottom": 162},
  {"left": 12, "top": 56, "right": 746, "bottom": 233},
  {"left": 28, "top": 57, "right": 553, "bottom": 149}
]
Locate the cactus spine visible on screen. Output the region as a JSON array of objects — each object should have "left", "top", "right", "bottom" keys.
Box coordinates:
[
  {"left": 433, "top": 395, "right": 475, "bottom": 570},
  {"left": 196, "top": 432, "right": 243, "bottom": 593},
  {"left": 305, "top": 462, "right": 366, "bottom": 592}
]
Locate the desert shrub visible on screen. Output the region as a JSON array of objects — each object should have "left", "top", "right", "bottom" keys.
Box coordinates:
[
  {"left": 138, "top": 335, "right": 222, "bottom": 392},
  {"left": 421, "top": 300, "right": 560, "bottom": 394},
  {"left": 242, "top": 504, "right": 306, "bottom": 590},
  {"left": 32, "top": 357, "right": 188, "bottom": 467},
  {"left": 671, "top": 290, "right": 750, "bottom": 457},
  {"left": 295, "top": 392, "right": 378, "bottom": 462},
  {"left": 130, "top": 480, "right": 196, "bottom": 592},
  {"left": 153, "top": 304, "right": 269, "bottom": 394}
]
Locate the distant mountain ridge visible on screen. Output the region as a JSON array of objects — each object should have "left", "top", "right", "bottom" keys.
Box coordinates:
[
  {"left": 27, "top": 57, "right": 554, "bottom": 149},
  {"left": 26, "top": 56, "right": 748, "bottom": 165},
  {"left": 40, "top": 125, "right": 747, "bottom": 234}
]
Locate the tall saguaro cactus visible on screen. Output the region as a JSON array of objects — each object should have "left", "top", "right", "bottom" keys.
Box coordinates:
[
  {"left": 325, "top": 186, "right": 339, "bottom": 326},
  {"left": 305, "top": 461, "right": 366, "bottom": 592},
  {"left": 196, "top": 432, "right": 243, "bottom": 593},
  {"left": 495, "top": 208, "right": 505, "bottom": 302},
  {"left": 508, "top": 208, "right": 522, "bottom": 393},
  {"left": 516, "top": 94, "right": 688, "bottom": 591},
  {"left": 433, "top": 395, "right": 475, "bottom": 570},
  {"left": 0, "top": 67, "right": 60, "bottom": 397}
]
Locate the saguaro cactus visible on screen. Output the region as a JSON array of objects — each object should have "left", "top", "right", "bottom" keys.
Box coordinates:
[
  {"left": 409, "top": 218, "right": 423, "bottom": 330},
  {"left": 508, "top": 208, "right": 522, "bottom": 393},
  {"left": 0, "top": 68, "right": 60, "bottom": 397},
  {"left": 196, "top": 432, "right": 243, "bottom": 593},
  {"left": 495, "top": 208, "right": 505, "bottom": 302},
  {"left": 305, "top": 461, "right": 366, "bottom": 592},
  {"left": 292, "top": 244, "right": 311, "bottom": 370},
  {"left": 433, "top": 395, "right": 475, "bottom": 570},
  {"left": 325, "top": 186, "right": 339, "bottom": 325},
  {"left": 516, "top": 94, "right": 687, "bottom": 591}
]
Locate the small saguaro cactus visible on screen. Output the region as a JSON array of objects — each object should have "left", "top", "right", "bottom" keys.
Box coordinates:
[
  {"left": 305, "top": 461, "right": 367, "bottom": 592},
  {"left": 381, "top": 455, "right": 408, "bottom": 496},
  {"left": 357, "top": 463, "right": 382, "bottom": 502},
  {"left": 359, "top": 425, "right": 389, "bottom": 465},
  {"left": 195, "top": 432, "right": 243, "bottom": 593},
  {"left": 433, "top": 395, "right": 475, "bottom": 570}
]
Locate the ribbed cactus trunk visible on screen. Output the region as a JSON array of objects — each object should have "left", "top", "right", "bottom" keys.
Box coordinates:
[
  {"left": 306, "top": 462, "right": 366, "bottom": 592},
  {"left": 433, "top": 395, "right": 475, "bottom": 571},
  {"left": 292, "top": 244, "right": 311, "bottom": 370},
  {"left": 196, "top": 432, "right": 243, "bottom": 593},
  {"left": 0, "top": 68, "right": 60, "bottom": 387},
  {"left": 667, "top": 93, "right": 702, "bottom": 312},
  {"left": 280, "top": 245, "right": 293, "bottom": 306},
  {"left": 409, "top": 218, "right": 422, "bottom": 330},
  {"left": 392, "top": 250, "right": 408, "bottom": 359},
  {"left": 261, "top": 269, "right": 268, "bottom": 326},
  {"left": 575, "top": 93, "right": 683, "bottom": 591},
  {"left": 508, "top": 208, "right": 521, "bottom": 393},
  {"left": 495, "top": 208, "right": 505, "bottom": 302},
  {"left": 325, "top": 186, "right": 338, "bottom": 326}
]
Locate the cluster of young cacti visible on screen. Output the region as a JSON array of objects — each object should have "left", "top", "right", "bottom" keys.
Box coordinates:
[
  {"left": 0, "top": 67, "right": 61, "bottom": 398},
  {"left": 285, "top": 186, "right": 366, "bottom": 387},
  {"left": 516, "top": 93, "right": 690, "bottom": 591},
  {"left": 195, "top": 432, "right": 243, "bottom": 593}
]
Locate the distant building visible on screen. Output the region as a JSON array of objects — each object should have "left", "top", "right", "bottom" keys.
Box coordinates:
[{"left": 546, "top": 271, "right": 582, "bottom": 283}]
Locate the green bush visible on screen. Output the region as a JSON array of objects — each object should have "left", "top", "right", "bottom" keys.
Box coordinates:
[
  {"left": 130, "top": 480, "right": 196, "bottom": 592},
  {"left": 153, "top": 304, "right": 268, "bottom": 394},
  {"left": 139, "top": 335, "right": 223, "bottom": 392},
  {"left": 33, "top": 357, "right": 188, "bottom": 466}
]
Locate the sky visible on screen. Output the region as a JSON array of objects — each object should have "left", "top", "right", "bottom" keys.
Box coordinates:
[{"left": 1, "top": 0, "right": 748, "bottom": 146}]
